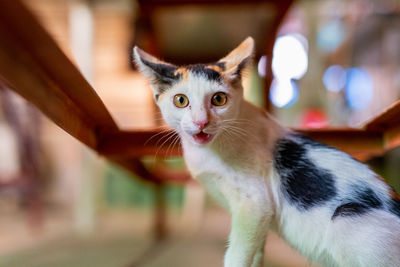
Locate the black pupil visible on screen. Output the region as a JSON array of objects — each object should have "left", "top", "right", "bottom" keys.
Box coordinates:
[
  {"left": 179, "top": 96, "right": 185, "bottom": 104},
  {"left": 215, "top": 94, "right": 222, "bottom": 102}
]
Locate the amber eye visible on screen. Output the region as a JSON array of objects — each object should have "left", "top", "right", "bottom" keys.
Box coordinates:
[
  {"left": 211, "top": 92, "right": 227, "bottom": 106},
  {"left": 173, "top": 94, "right": 189, "bottom": 108}
]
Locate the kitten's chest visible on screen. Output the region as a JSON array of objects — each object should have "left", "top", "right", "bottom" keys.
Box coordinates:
[
  {"left": 183, "top": 147, "right": 221, "bottom": 176},
  {"left": 183, "top": 147, "right": 270, "bottom": 212},
  {"left": 184, "top": 149, "right": 233, "bottom": 208}
]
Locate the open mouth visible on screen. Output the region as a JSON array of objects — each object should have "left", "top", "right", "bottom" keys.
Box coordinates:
[{"left": 193, "top": 131, "right": 212, "bottom": 144}]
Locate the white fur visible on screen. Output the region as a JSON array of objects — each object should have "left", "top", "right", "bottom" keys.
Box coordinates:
[{"left": 134, "top": 42, "right": 400, "bottom": 267}]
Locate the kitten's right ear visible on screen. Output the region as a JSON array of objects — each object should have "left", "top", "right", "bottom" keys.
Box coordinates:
[
  {"left": 217, "top": 37, "right": 254, "bottom": 81},
  {"left": 133, "top": 46, "right": 180, "bottom": 90}
]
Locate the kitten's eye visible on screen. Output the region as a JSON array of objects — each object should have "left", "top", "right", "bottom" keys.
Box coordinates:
[
  {"left": 211, "top": 92, "right": 227, "bottom": 106},
  {"left": 173, "top": 94, "right": 189, "bottom": 108}
]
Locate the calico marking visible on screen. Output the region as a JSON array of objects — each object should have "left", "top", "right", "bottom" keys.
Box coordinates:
[
  {"left": 140, "top": 58, "right": 180, "bottom": 86},
  {"left": 212, "top": 61, "right": 226, "bottom": 71},
  {"left": 187, "top": 64, "right": 222, "bottom": 81},
  {"left": 174, "top": 67, "right": 189, "bottom": 80},
  {"left": 273, "top": 135, "right": 337, "bottom": 210},
  {"left": 332, "top": 187, "right": 383, "bottom": 220}
]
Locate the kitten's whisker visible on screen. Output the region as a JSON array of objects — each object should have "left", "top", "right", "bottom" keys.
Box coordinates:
[
  {"left": 155, "top": 131, "right": 178, "bottom": 159},
  {"left": 225, "top": 123, "right": 259, "bottom": 139},
  {"left": 165, "top": 133, "right": 180, "bottom": 159},
  {"left": 144, "top": 128, "right": 174, "bottom": 146},
  {"left": 224, "top": 125, "right": 248, "bottom": 137},
  {"left": 167, "top": 134, "right": 181, "bottom": 158},
  {"left": 154, "top": 130, "right": 176, "bottom": 148},
  {"left": 222, "top": 118, "right": 257, "bottom": 125},
  {"left": 221, "top": 125, "right": 251, "bottom": 144},
  {"left": 167, "top": 132, "right": 180, "bottom": 157}
]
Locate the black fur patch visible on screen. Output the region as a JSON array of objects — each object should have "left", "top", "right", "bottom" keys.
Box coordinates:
[
  {"left": 210, "top": 61, "right": 226, "bottom": 71},
  {"left": 187, "top": 64, "right": 222, "bottom": 81},
  {"left": 389, "top": 198, "right": 400, "bottom": 218},
  {"left": 332, "top": 187, "right": 383, "bottom": 219},
  {"left": 273, "top": 135, "right": 337, "bottom": 210},
  {"left": 234, "top": 56, "right": 251, "bottom": 79},
  {"left": 140, "top": 58, "right": 180, "bottom": 86}
]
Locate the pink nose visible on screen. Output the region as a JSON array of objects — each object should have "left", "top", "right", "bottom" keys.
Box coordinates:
[{"left": 194, "top": 120, "right": 209, "bottom": 130}]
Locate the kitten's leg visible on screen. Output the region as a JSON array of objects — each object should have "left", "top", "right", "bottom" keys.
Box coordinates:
[
  {"left": 224, "top": 206, "right": 270, "bottom": 267},
  {"left": 250, "top": 238, "right": 266, "bottom": 267}
]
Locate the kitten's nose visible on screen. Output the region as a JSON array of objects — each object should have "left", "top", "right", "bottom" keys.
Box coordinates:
[{"left": 194, "top": 120, "right": 209, "bottom": 130}]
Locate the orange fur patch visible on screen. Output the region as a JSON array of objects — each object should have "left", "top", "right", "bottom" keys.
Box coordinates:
[
  {"left": 174, "top": 68, "right": 189, "bottom": 80},
  {"left": 391, "top": 189, "right": 400, "bottom": 201},
  {"left": 206, "top": 65, "right": 223, "bottom": 73}
]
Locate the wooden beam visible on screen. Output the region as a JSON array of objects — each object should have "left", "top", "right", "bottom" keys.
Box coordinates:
[
  {"left": 364, "top": 100, "right": 400, "bottom": 151},
  {"left": 99, "top": 128, "right": 385, "bottom": 161},
  {"left": 0, "top": 26, "right": 97, "bottom": 149},
  {"left": 0, "top": 0, "right": 117, "bottom": 131},
  {"left": 0, "top": 0, "right": 119, "bottom": 149},
  {"left": 364, "top": 100, "right": 400, "bottom": 132},
  {"left": 98, "top": 130, "right": 182, "bottom": 157},
  {"left": 384, "top": 125, "right": 400, "bottom": 151},
  {"left": 297, "top": 128, "right": 384, "bottom": 160}
]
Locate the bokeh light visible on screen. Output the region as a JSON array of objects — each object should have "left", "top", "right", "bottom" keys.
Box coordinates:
[
  {"left": 272, "top": 34, "right": 308, "bottom": 80},
  {"left": 322, "top": 65, "right": 347, "bottom": 92},
  {"left": 270, "top": 34, "right": 307, "bottom": 108},
  {"left": 301, "top": 109, "right": 328, "bottom": 129},
  {"left": 317, "top": 20, "right": 346, "bottom": 53},
  {"left": 270, "top": 79, "right": 299, "bottom": 108},
  {"left": 257, "top": 55, "right": 267, "bottom": 77},
  {"left": 345, "top": 68, "right": 374, "bottom": 110}
]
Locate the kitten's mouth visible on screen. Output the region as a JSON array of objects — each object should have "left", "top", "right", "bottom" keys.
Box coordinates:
[{"left": 193, "top": 131, "right": 212, "bottom": 144}]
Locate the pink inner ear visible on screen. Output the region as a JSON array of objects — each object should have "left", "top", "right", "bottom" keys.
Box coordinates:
[{"left": 218, "top": 37, "right": 254, "bottom": 75}]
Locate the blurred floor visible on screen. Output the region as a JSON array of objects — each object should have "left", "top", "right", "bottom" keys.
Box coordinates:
[{"left": 0, "top": 207, "right": 317, "bottom": 267}]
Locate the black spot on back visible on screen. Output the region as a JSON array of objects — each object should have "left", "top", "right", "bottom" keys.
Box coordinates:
[
  {"left": 187, "top": 64, "right": 222, "bottom": 81},
  {"left": 332, "top": 187, "right": 383, "bottom": 220},
  {"left": 273, "top": 135, "right": 337, "bottom": 210},
  {"left": 389, "top": 198, "right": 400, "bottom": 218}
]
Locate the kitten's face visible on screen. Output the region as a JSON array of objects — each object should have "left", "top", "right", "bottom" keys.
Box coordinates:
[
  {"left": 157, "top": 70, "right": 242, "bottom": 145},
  {"left": 134, "top": 37, "right": 254, "bottom": 146}
]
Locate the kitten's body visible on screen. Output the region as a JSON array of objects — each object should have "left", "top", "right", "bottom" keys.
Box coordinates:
[{"left": 134, "top": 37, "right": 400, "bottom": 267}]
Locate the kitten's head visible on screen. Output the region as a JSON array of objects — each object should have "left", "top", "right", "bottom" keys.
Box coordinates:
[{"left": 134, "top": 37, "right": 254, "bottom": 146}]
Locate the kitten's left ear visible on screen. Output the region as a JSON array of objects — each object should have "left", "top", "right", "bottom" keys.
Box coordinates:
[
  {"left": 133, "top": 46, "right": 179, "bottom": 85},
  {"left": 218, "top": 37, "right": 254, "bottom": 81}
]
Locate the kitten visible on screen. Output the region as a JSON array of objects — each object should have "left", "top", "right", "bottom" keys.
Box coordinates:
[{"left": 134, "top": 37, "right": 400, "bottom": 267}]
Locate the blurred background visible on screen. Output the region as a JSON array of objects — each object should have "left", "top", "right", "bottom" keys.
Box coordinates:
[{"left": 0, "top": 0, "right": 399, "bottom": 266}]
